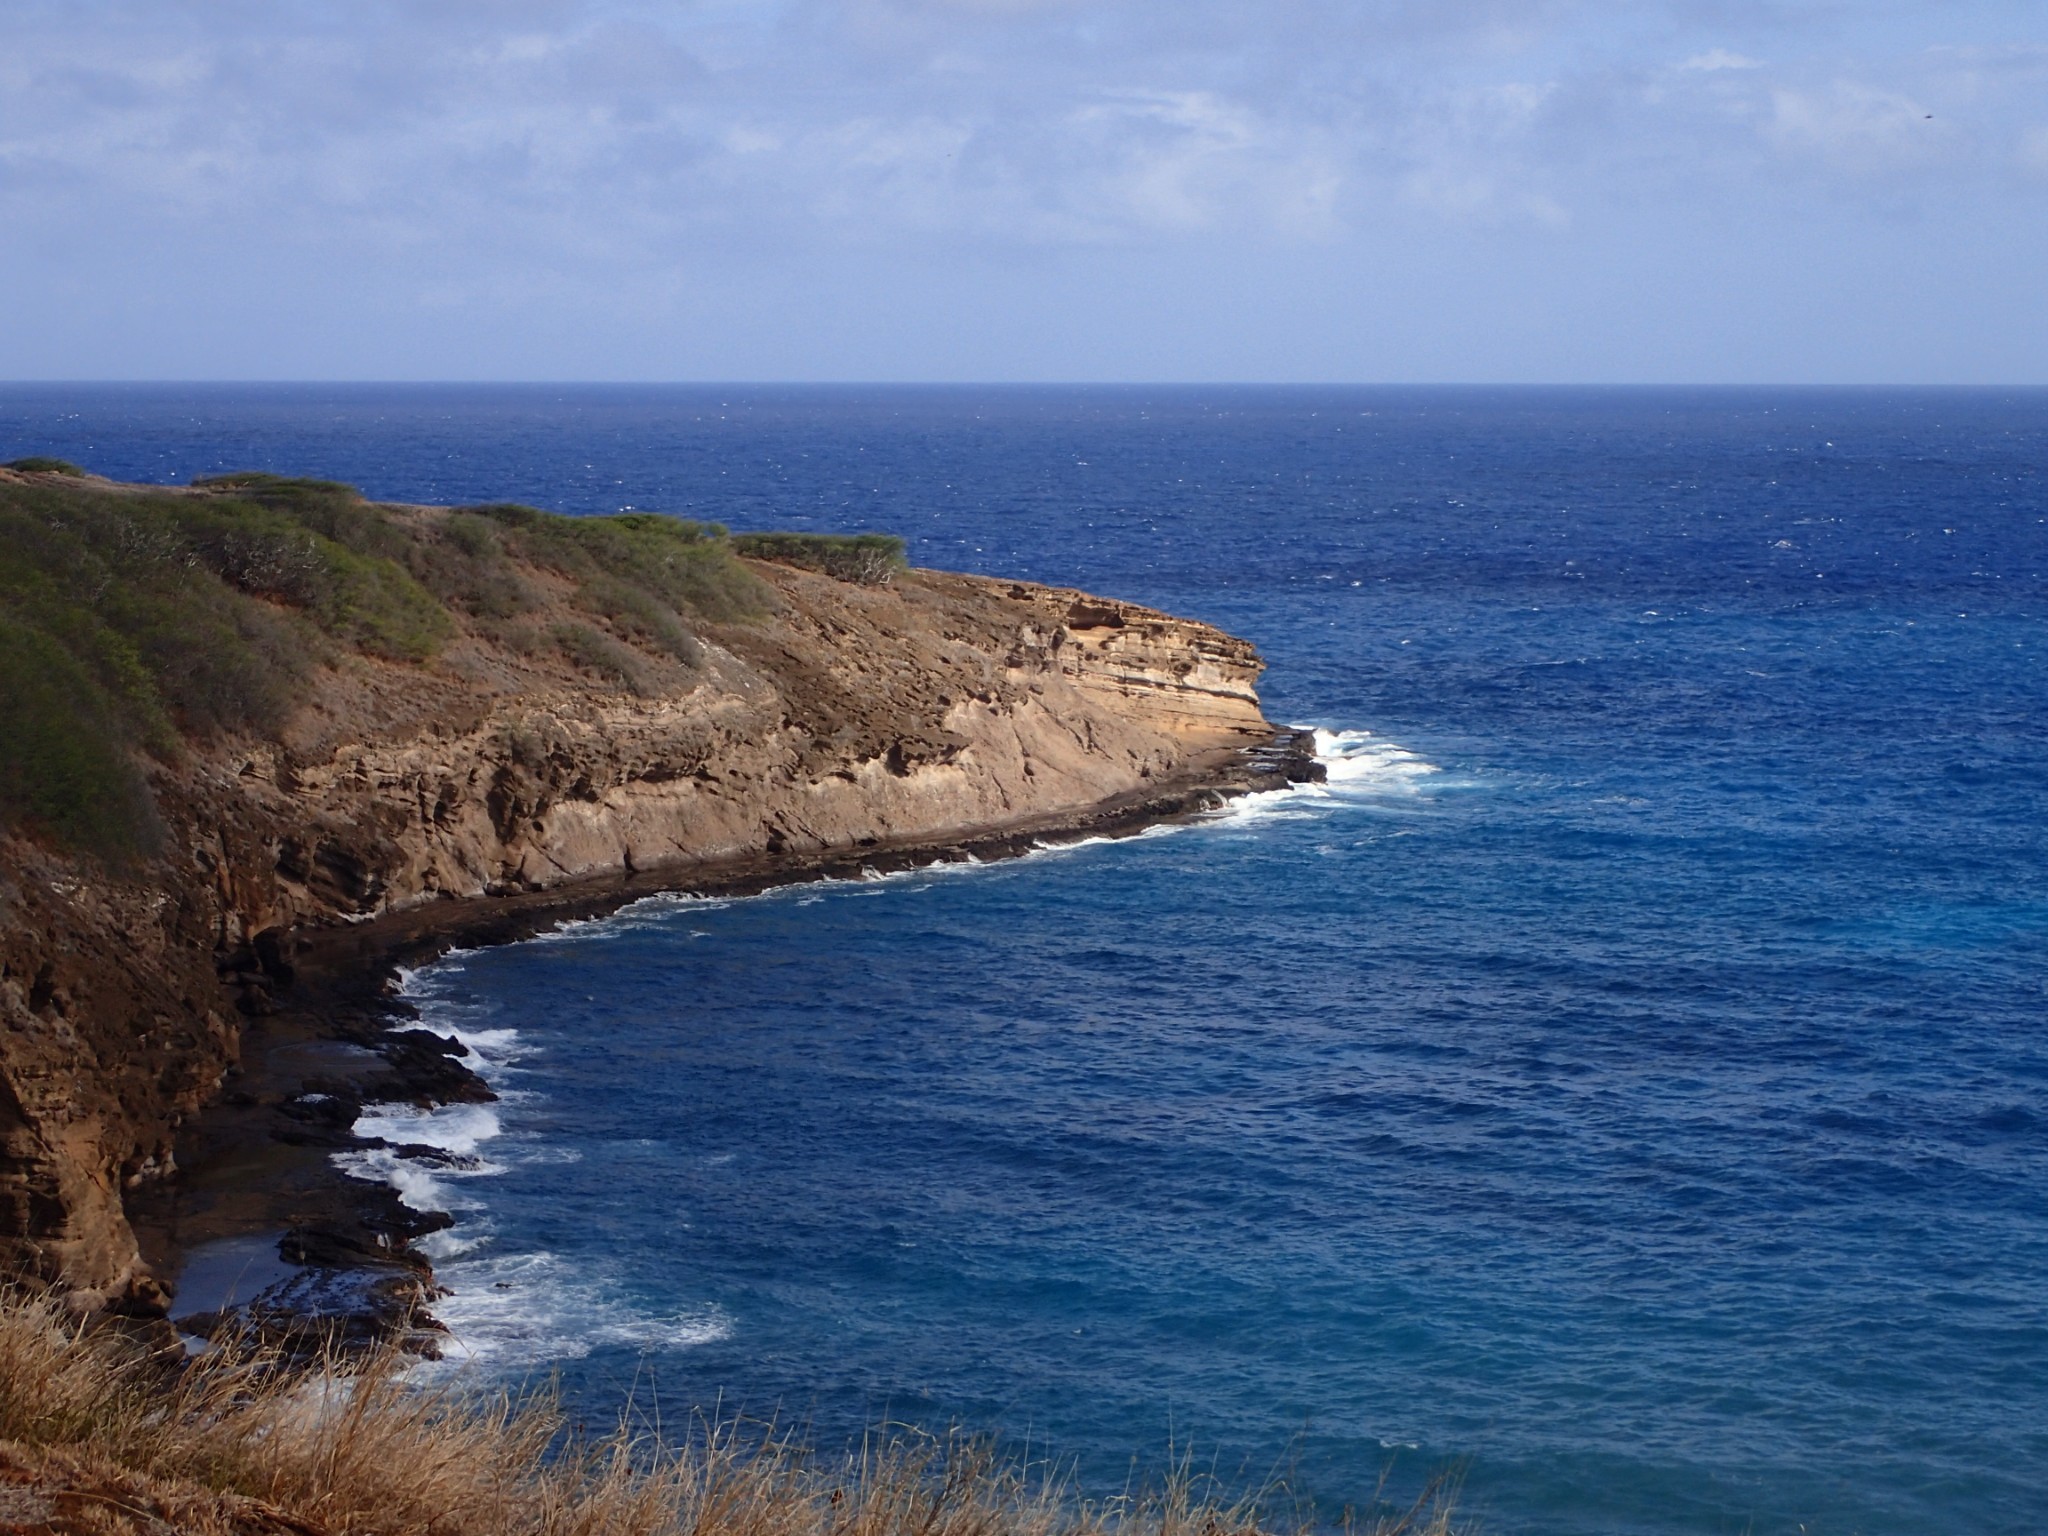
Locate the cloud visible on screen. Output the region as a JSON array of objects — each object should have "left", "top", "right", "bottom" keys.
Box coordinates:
[
  {"left": 1, "top": 0, "right": 2046, "bottom": 379},
  {"left": 3, "top": 0, "right": 2038, "bottom": 264},
  {"left": 1681, "top": 49, "right": 1762, "bottom": 72},
  {"left": 1768, "top": 80, "right": 1950, "bottom": 174},
  {"left": 2022, "top": 126, "right": 2048, "bottom": 175}
]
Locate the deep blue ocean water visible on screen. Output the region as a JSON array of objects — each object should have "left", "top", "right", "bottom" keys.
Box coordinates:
[{"left": 6, "top": 385, "right": 2046, "bottom": 1535}]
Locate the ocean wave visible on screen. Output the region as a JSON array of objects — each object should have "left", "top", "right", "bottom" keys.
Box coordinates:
[
  {"left": 417, "top": 1249, "right": 733, "bottom": 1374},
  {"left": 1313, "top": 727, "right": 1440, "bottom": 788},
  {"left": 1026, "top": 822, "right": 1186, "bottom": 858},
  {"left": 351, "top": 1099, "right": 504, "bottom": 1158},
  {"left": 524, "top": 891, "right": 739, "bottom": 945},
  {"left": 386, "top": 1021, "right": 530, "bottom": 1073},
  {"left": 334, "top": 1100, "right": 508, "bottom": 1217},
  {"left": 1203, "top": 727, "right": 1440, "bottom": 829},
  {"left": 332, "top": 967, "right": 521, "bottom": 1219}
]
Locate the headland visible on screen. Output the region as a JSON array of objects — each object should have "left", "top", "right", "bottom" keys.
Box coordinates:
[{"left": 0, "top": 461, "right": 1316, "bottom": 1340}]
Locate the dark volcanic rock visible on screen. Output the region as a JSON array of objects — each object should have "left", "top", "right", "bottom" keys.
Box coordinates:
[
  {"left": 393, "top": 1143, "right": 487, "bottom": 1170},
  {"left": 1243, "top": 727, "right": 1327, "bottom": 785},
  {"left": 277, "top": 1091, "right": 361, "bottom": 1130},
  {"left": 279, "top": 1224, "right": 432, "bottom": 1274}
]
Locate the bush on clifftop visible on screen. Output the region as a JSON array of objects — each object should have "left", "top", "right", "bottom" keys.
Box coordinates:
[
  {"left": 733, "top": 531, "right": 908, "bottom": 586},
  {"left": 0, "top": 479, "right": 337, "bottom": 858},
  {"left": 0, "top": 617, "right": 162, "bottom": 860},
  {"left": 465, "top": 502, "right": 765, "bottom": 657}
]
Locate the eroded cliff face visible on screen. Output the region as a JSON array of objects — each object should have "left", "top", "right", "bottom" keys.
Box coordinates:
[
  {"left": 0, "top": 560, "right": 1273, "bottom": 1306},
  {"left": 0, "top": 858, "right": 240, "bottom": 1310}
]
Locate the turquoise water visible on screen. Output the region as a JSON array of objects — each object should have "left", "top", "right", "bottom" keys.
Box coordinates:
[{"left": 6, "top": 386, "right": 2046, "bottom": 1533}]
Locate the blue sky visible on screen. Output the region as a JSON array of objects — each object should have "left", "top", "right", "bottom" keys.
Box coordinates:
[{"left": 3, "top": 1, "right": 2044, "bottom": 382}]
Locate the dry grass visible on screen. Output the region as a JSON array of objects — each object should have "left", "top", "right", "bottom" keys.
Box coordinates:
[{"left": 0, "top": 1287, "right": 1461, "bottom": 1536}]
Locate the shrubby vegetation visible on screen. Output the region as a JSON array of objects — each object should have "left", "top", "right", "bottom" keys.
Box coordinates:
[
  {"left": 0, "top": 615, "right": 162, "bottom": 861},
  {"left": 0, "top": 1285, "right": 1460, "bottom": 1536},
  {"left": 0, "top": 470, "right": 844, "bottom": 860},
  {"left": 180, "top": 475, "right": 453, "bottom": 661},
  {"left": 462, "top": 503, "right": 768, "bottom": 662},
  {"left": 732, "top": 531, "right": 907, "bottom": 586},
  {"left": 0, "top": 478, "right": 338, "bottom": 859},
  {"left": 3, "top": 456, "right": 86, "bottom": 476}
]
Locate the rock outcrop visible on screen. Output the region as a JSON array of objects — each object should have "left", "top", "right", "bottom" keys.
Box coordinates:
[{"left": 1, "top": 549, "right": 1281, "bottom": 1310}]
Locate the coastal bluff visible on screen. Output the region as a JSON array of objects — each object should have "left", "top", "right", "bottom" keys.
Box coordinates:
[{"left": 0, "top": 465, "right": 1287, "bottom": 1313}]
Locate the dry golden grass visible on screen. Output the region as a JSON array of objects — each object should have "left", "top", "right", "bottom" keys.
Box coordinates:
[{"left": 0, "top": 1287, "right": 1461, "bottom": 1536}]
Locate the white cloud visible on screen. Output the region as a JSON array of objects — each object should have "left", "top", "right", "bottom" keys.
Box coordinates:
[
  {"left": 2022, "top": 126, "right": 2048, "bottom": 176},
  {"left": 1681, "top": 49, "right": 1762, "bottom": 72},
  {"left": 1768, "top": 81, "right": 1949, "bottom": 174},
  {"left": 2, "top": 0, "right": 2047, "bottom": 380},
  {"left": 3, "top": 1, "right": 2037, "bottom": 259}
]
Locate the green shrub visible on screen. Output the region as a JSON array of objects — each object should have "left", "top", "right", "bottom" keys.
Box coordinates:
[
  {"left": 313, "top": 540, "right": 451, "bottom": 661},
  {"left": 459, "top": 503, "right": 772, "bottom": 666},
  {"left": 0, "top": 485, "right": 318, "bottom": 750},
  {"left": 573, "top": 575, "right": 703, "bottom": 667},
  {"left": 195, "top": 474, "right": 417, "bottom": 568},
  {"left": 0, "top": 477, "right": 440, "bottom": 857},
  {"left": 549, "top": 622, "right": 645, "bottom": 691},
  {"left": 477, "top": 504, "right": 767, "bottom": 623},
  {"left": 167, "top": 497, "right": 336, "bottom": 606},
  {"left": 191, "top": 471, "right": 356, "bottom": 496},
  {"left": 402, "top": 512, "right": 538, "bottom": 623},
  {"left": 102, "top": 585, "right": 306, "bottom": 739},
  {"left": 0, "top": 615, "right": 159, "bottom": 860},
  {"left": 733, "top": 531, "right": 907, "bottom": 585},
  {"left": 4, "top": 456, "right": 85, "bottom": 476},
  {"left": 178, "top": 481, "right": 451, "bottom": 660}
]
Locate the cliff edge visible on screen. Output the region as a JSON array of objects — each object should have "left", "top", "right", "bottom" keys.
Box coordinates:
[{"left": 0, "top": 465, "right": 1289, "bottom": 1313}]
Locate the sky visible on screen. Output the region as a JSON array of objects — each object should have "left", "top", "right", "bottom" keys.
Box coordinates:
[{"left": 2, "top": 1, "right": 2045, "bottom": 383}]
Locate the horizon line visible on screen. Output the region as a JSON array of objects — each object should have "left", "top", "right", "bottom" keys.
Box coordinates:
[{"left": 4, "top": 379, "right": 2047, "bottom": 391}]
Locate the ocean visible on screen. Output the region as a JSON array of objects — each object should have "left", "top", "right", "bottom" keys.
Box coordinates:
[{"left": 5, "top": 384, "right": 2045, "bottom": 1534}]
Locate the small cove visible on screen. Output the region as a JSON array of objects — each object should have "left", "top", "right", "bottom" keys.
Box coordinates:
[{"left": 14, "top": 383, "right": 2046, "bottom": 1535}]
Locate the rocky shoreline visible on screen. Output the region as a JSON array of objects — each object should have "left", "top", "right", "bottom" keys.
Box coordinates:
[
  {"left": 1, "top": 465, "right": 1309, "bottom": 1340},
  {"left": 130, "top": 732, "right": 1325, "bottom": 1353}
]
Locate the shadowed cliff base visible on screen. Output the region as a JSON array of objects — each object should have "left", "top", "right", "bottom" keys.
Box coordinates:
[{"left": 0, "top": 461, "right": 1309, "bottom": 1331}]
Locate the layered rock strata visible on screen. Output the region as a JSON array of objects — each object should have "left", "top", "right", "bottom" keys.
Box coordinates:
[{"left": 1, "top": 555, "right": 1286, "bottom": 1313}]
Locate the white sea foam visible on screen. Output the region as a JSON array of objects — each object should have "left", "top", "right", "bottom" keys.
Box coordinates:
[
  {"left": 1202, "top": 727, "right": 1440, "bottom": 829},
  {"left": 388, "top": 1022, "right": 529, "bottom": 1073},
  {"left": 1026, "top": 822, "right": 1184, "bottom": 859},
  {"left": 417, "top": 1249, "right": 733, "bottom": 1374},
  {"left": 351, "top": 1099, "right": 503, "bottom": 1158},
  {"left": 1313, "top": 727, "right": 1439, "bottom": 788},
  {"left": 333, "top": 1101, "right": 507, "bottom": 1217},
  {"left": 332, "top": 965, "right": 520, "bottom": 1216},
  {"left": 518, "top": 913, "right": 631, "bottom": 946},
  {"left": 525, "top": 891, "right": 737, "bottom": 945}
]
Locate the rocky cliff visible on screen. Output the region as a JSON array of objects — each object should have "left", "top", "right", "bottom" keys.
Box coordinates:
[{"left": 0, "top": 472, "right": 1285, "bottom": 1313}]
